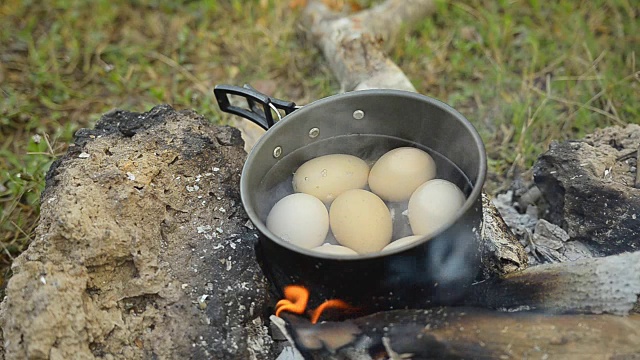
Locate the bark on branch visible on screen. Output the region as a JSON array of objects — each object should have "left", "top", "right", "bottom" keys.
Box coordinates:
[{"left": 301, "top": 0, "right": 435, "bottom": 92}]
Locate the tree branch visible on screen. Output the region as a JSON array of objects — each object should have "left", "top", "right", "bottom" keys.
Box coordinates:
[{"left": 301, "top": 0, "right": 435, "bottom": 91}]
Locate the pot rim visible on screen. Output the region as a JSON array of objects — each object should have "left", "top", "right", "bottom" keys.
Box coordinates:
[{"left": 240, "top": 89, "right": 487, "bottom": 260}]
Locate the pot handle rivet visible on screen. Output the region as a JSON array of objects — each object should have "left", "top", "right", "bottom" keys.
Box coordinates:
[
  {"left": 353, "top": 110, "right": 365, "bottom": 120},
  {"left": 273, "top": 146, "right": 283, "bottom": 158},
  {"left": 308, "top": 127, "right": 320, "bottom": 138}
]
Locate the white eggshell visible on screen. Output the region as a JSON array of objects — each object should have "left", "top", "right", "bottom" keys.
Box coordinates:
[
  {"left": 329, "top": 189, "right": 392, "bottom": 254},
  {"left": 266, "top": 193, "right": 329, "bottom": 249},
  {"left": 311, "top": 243, "right": 358, "bottom": 256},
  {"left": 382, "top": 235, "right": 423, "bottom": 252},
  {"left": 408, "top": 179, "right": 466, "bottom": 237},
  {"left": 293, "top": 154, "right": 369, "bottom": 204},
  {"left": 368, "top": 147, "right": 437, "bottom": 202}
]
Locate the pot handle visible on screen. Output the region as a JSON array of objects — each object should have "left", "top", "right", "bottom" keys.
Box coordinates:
[{"left": 214, "top": 84, "right": 297, "bottom": 130}]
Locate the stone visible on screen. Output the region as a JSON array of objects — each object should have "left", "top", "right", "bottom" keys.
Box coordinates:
[
  {"left": 491, "top": 190, "right": 538, "bottom": 242},
  {"left": 533, "top": 219, "right": 570, "bottom": 244},
  {"left": 534, "top": 124, "right": 640, "bottom": 256},
  {"left": 0, "top": 105, "right": 276, "bottom": 359},
  {"left": 527, "top": 219, "right": 592, "bottom": 264}
]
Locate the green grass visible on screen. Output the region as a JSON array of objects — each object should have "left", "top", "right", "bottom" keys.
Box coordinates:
[{"left": 1, "top": 0, "right": 638, "bottom": 283}]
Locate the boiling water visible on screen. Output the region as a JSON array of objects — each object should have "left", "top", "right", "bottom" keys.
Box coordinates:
[{"left": 254, "top": 134, "right": 474, "bottom": 244}]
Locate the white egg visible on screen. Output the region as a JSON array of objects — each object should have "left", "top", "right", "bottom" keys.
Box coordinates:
[
  {"left": 266, "top": 193, "right": 329, "bottom": 249},
  {"left": 329, "top": 189, "right": 392, "bottom": 254},
  {"left": 293, "top": 154, "right": 369, "bottom": 204},
  {"left": 381, "top": 235, "right": 423, "bottom": 252},
  {"left": 408, "top": 179, "right": 466, "bottom": 237},
  {"left": 311, "top": 243, "right": 358, "bottom": 256},
  {"left": 368, "top": 147, "right": 437, "bottom": 202}
]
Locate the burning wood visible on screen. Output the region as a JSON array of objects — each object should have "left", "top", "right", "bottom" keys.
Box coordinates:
[
  {"left": 272, "top": 252, "right": 640, "bottom": 358},
  {"left": 276, "top": 285, "right": 310, "bottom": 318},
  {"left": 273, "top": 307, "right": 640, "bottom": 359},
  {"left": 276, "top": 285, "right": 354, "bottom": 324}
]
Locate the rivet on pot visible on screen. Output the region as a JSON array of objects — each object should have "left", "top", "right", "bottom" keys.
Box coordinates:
[
  {"left": 353, "top": 110, "right": 365, "bottom": 120},
  {"left": 308, "top": 127, "right": 320, "bottom": 138},
  {"left": 273, "top": 146, "right": 282, "bottom": 158}
]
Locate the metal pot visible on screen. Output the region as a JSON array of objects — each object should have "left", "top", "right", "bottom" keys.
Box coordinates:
[{"left": 214, "top": 84, "right": 487, "bottom": 314}]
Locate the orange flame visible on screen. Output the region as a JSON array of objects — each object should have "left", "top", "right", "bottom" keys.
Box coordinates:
[
  {"left": 275, "top": 285, "right": 353, "bottom": 324},
  {"left": 275, "top": 285, "right": 309, "bottom": 316}
]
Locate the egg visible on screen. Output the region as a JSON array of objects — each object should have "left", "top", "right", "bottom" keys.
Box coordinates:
[
  {"left": 381, "top": 235, "right": 423, "bottom": 252},
  {"left": 311, "top": 243, "right": 358, "bottom": 256},
  {"left": 266, "top": 193, "right": 329, "bottom": 249},
  {"left": 329, "top": 189, "right": 392, "bottom": 254},
  {"left": 368, "top": 147, "right": 436, "bottom": 202},
  {"left": 293, "top": 154, "right": 369, "bottom": 204},
  {"left": 408, "top": 179, "right": 465, "bottom": 237}
]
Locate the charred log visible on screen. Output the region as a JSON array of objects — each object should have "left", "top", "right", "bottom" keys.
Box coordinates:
[
  {"left": 465, "top": 251, "right": 640, "bottom": 315},
  {"left": 273, "top": 308, "right": 640, "bottom": 359},
  {"left": 534, "top": 124, "right": 640, "bottom": 256},
  {"left": 479, "top": 194, "right": 528, "bottom": 279}
]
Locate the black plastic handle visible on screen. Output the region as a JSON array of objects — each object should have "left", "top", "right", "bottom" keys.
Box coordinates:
[{"left": 214, "top": 84, "right": 297, "bottom": 130}]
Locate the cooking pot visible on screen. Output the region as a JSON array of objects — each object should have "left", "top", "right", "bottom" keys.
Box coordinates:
[{"left": 214, "top": 84, "right": 487, "bottom": 315}]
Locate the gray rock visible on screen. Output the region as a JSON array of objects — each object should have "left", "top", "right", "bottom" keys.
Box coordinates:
[
  {"left": 491, "top": 191, "right": 538, "bottom": 242},
  {"left": 563, "top": 241, "right": 593, "bottom": 262},
  {"left": 529, "top": 219, "right": 593, "bottom": 264},
  {"left": 533, "top": 219, "right": 570, "bottom": 244},
  {"left": 534, "top": 124, "right": 640, "bottom": 256},
  {"left": 0, "top": 105, "right": 276, "bottom": 359}
]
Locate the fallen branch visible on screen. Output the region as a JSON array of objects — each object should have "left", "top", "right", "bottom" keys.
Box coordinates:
[{"left": 301, "top": 0, "right": 435, "bottom": 91}]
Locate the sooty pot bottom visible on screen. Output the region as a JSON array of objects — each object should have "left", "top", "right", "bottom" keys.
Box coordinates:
[{"left": 255, "top": 192, "right": 482, "bottom": 319}]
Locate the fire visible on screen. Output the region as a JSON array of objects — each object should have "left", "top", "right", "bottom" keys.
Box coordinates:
[
  {"left": 275, "top": 285, "right": 352, "bottom": 324},
  {"left": 275, "top": 285, "right": 309, "bottom": 316}
]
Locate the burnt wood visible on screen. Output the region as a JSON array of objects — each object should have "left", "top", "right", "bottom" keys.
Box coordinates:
[
  {"left": 465, "top": 251, "right": 640, "bottom": 314},
  {"left": 273, "top": 308, "right": 640, "bottom": 359}
]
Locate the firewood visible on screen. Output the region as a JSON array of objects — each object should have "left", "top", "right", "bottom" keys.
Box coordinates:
[
  {"left": 466, "top": 251, "right": 640, "bottom": 315},
  {"left": 273, "top": 308, "right": 640, "bottom": 359}
]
